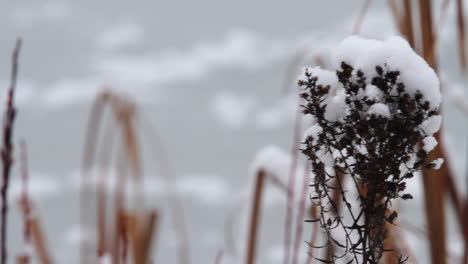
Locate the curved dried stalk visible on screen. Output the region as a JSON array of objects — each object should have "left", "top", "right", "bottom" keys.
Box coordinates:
[
  {"left": 81, "top": 91, "right": 157, "bottom": 264},
  {"left": 353, "top": 0, "right": 373, "bottom": 34},
  {"left": 139, "top": 115, "right": 192, "bottom": 264}
]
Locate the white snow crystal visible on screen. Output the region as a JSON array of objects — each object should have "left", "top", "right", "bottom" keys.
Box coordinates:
[
  {"left": 422, "top": 136, "right": 438, "bottom": 152},
  {"left": 419, "top": 115, "right": 442, "bottom": 136},
  {"left": 367, "top": 103, "right": 390, "bottom": 118},
  {"left": 432, "top": 158, "right": 444, "bottom": 170},
  {"left": 331, "top": 36, "right": 441, "bottom": 109}
]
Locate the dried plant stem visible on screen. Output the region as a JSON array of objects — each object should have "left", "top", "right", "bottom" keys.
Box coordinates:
[
  {"left": 353, "top": 0, "right": 372, "bottom": 34},
  {"left": 283, "top": 102, "right": 302, "bottom": 264},
  {"left": 18, "top": 200, "right": 54, "bottom": 264},
  {"left": 291, "top": 164, "right": 310, "bottom": 264},
  {"left": 422, "top": 137, "right": 447, "bottom": 264},
  {"left": 417, "top": 2, "right": 448, "bottom": 264},
  {"left": 402, "top": 0, "right": 415, "bottom": 47},
  {"left": 246, "top": 170, "right": 266, "bottom": 264},
  {"left": 0, "top": 38, "right": 21, "bottom": 264},
  {"left": 140, "top": 116, "right": 191, "bottom": 264}
]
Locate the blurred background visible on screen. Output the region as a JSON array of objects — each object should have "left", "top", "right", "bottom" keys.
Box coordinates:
[{"left": 0, "top": 0, "right": 466, "bottom": 263}]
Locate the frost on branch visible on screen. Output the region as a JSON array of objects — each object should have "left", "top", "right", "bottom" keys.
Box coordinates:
[{"left": 298, "top": 36, "right": 443, "bottom": 263}]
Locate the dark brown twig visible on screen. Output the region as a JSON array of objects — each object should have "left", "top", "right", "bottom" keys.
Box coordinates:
[{"left": 1, "top": 38, "right": 22, "bottom": 264}]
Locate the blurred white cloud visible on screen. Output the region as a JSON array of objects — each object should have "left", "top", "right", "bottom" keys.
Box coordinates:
[
  {"left": 9, "top": 2, "right": 71, "bottom": 27},
  {"left": 211, "top": 91, "right": 255, "bottom": 129},
  {"left": 96, "top": 23, "right": 145, "bottom": 51}
]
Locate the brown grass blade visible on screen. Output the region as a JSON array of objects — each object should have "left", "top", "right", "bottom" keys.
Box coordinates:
[
  {"left": 124, "top": 211, "right": 140, "bottom": 264},
  {"left": 417, "top": 2, "right": 447, "bottom": 264},
  {"left": 18, "top": 201, "right": 54, "bottom": 264},
  {"left": 246, "top": 169, "right": 266, "bottom": 264},
  {"left": 139, "top": 210, "right": 159, "bottom": 264},
  {"left": 16, "top": 256, "right": 28, "bottom": 264},
  {"left": 29, "top": 217, "right": 53, "bottom": 264},
  {"left": 419, "top": 0, "right": 437, "bottom": 69},
  {"left": 402, "top": 0, "right": 416, "bottom": 47},
  {"left": 422, "top": 134, "right": 447, "bottom": 264}
]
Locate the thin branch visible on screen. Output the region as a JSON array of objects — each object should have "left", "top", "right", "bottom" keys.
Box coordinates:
[{"left": 0, "top": 38, "right": 22, "bottom": 264}]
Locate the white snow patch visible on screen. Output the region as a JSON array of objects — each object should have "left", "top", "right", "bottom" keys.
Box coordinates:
[
  {"left": 303, "top": 123, "right": 323, "bottom": 141},
  {"left": 324, "top": 89, "right": 347, "bottom": 122},
  {"left": 99, "top": 253, "right": 112, "bottom": 264},
  {"left": 419, "top": 115, "right": 442, "bottom": 136},
  {"left": 422, "top": 136, "right": 438, "bottom": 152},
  {"left": 331, "top": 36, "right": 441, "bottom": 109},
  {"left": 368, "top": 103, "right": 390, "bottom": 118},
  {"left": 432, "top": 158, "right": 444, "bottom": 170},
  {"left": 365, "top": 84, "right": 383, "bottom": 101},
  {"left": 250, "top": 145, "right": 291, "bottom": 180}
]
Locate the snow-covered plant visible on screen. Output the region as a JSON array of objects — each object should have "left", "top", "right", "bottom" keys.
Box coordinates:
[{"left": 298, "top": 36, "right": 443, "bottom": 263}]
